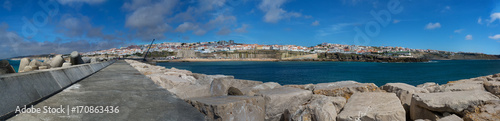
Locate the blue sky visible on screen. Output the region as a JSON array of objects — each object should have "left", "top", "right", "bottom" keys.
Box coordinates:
[{"left": 0, "top": 0, "right": 500, "bottom": 58}]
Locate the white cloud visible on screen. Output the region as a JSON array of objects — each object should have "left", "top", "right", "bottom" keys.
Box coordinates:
[
  {"left": 425, "top": 22, "right": 441, "bottom": 30},
  {"left": 175, "top": 22, "right": 198, "bottom": 33},
  {"left": 54, "top": 14, "right": 121, "bottom": 41},
  {"left": 489, "top": 13, "right": 500, "bottom": 23},
  {"left": 316, "top": 23, "right": 354, "bottom": 37},
  {"left": 454, "top": 29, "right": 464, "bottom": 33},
  {"left": 193, "top": 29, "right": 207, "bottom": 36},
  {"left": 216, "top": 27, "right": 231, "bottom": 35},
  {"left": 199, "top": 0, "right": 226, "bottom": 12},
  {"left": 489, "top": 34, "right": 500, "bottom": 40},
  {"left": 124, "top": 0, "right": 178, "bottom": 40},
  {"left": 465, "top": 35, "right": 473, "bottom": 40},
  {"left": 0, "top": 23, "right": 123, "bottom": 59},
  {"left": 235, "top": 24, "right": 249, "bottom": 33},
  {"left": 441, "top": 6, "right": 451, "bottom": 13},
  {"left": 258, "top": 0, "right": 302, "bottom": 23},
  {"left": 478, "top": 17, "right": 482, "bottom": 24},
  {"left": 311, "top": 20, "right": 320, "bottom": 26}
]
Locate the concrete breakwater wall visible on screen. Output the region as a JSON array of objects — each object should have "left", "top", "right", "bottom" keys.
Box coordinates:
[
  {"left": 126, "top": 59, "right": 500, "bottom": 121},
  {"left": 0, "top": 60, "right": 116, "bottom": 118}
]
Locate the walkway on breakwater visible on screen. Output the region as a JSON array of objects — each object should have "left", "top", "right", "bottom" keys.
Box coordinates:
[{"left": 8, "top": 60, "right": 204, "bottom": 121}]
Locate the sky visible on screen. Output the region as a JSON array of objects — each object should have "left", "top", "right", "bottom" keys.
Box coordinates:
[{"left": 0, "top": 0, "right": 500, "bottom": 59}]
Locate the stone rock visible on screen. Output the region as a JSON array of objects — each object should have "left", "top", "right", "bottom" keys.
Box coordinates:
[
  {"left": 493, "top": 77, "right": 500, "bottom": 81},
  {"left": 493, "top": 73, "right": 500, "bottom": 78},
  {"left": 62, "top": 62, "right": 72, "bottom": 67},
  {"left": 69, "top": 51, "right": 84, "bottom": 65},
  {"left": 210, "top": 78, "right": 262, "bottom": 97},
  {"left": 463, "top": 100, "right": 500, "bottom": 121},
  {"left": 0, "top": 60, "right": 16, "bottom": 74},
  {"left": 417, "top": 82, "right": 442, "bottom": 93},
  {"left": 186, "top": 96, "right": 265, "bottom": 121},
  {"left": 147, "top": 73, "right": 210, "bottom": 99},
  {"left": 90, "top": 57, "right": 98, "bottom": 63},
  {"left": 294, "top": 95, "right": 338, "bottom": 121},
  {"left": 330, "top": 96, "right": 347, "bottom": 114},
  {"left": 23, "top": 66, "right": 34, "bottom": 72},
  {"left": 29, "top": 60, "right": 49, "bottom": 70},
  {"left": 257, "top": 87, "right": 313, "bottom": 121},
  {"left": 437, "top": 114, "right": 462, "bottom": 121},
  {"left": 43, "top": 58, "right": 51, "bottom": 64},
  {"left": 18, "top": 58, "right": 30, "bottom": 72},
  {"left": 284, "top": 84, "right": 315, "bottom": 90},
  {"left": 192, "top": 73, "right": 233, "bottom": 85},
  {"left": 82, "top": 57, "right": 91, "bottom": 63},
  {"left": 49, "top": 55, "right": 64, "bottom": 68},
  {"left": 240, "top": 82, "right": 282, "bottom": 96},
  {"left": 441, "top": 81, "right": 485, "bottom": 92},
  {"left": 313, "top": 81, "right": 382, "bottom": 99},
  {"left": 415, "top": 119, "right": 431, "bottom": 121},
  {"left": 410, "top": 90, "right": 499, "bottom": 120},
  {"left": 484, "top": 81, "right": 500, "bottom": 97},
  {"left": 228, "top": 87, "right": 244, "bottom": 95},
  {"left": 38, "top": 66, "right": 48, "bottom": 70},
  {"left": 381, "top": 83, "right": 429, "bottom": 116},
  {"left": 337, "top": 92, "right": 405, "bottom": 121}
]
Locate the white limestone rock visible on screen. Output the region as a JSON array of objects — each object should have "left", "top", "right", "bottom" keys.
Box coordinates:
[
  {"left": 187, "top": 96, "right": 265, "bottom": 121},
  {"left": 381, "top": 83, "right": 429, "bottom": 116},
  {"left": 336, "top": 92, "right": 405, "bottom": 121},
  {"left": 257, "top": 87, "right": 313, "bottom": 121},
  {"left": 313, "top": 81, "right": 382, "bottom": 99},
  {"left": 410, "top": 90, "right": 499, "bottom": 120}
]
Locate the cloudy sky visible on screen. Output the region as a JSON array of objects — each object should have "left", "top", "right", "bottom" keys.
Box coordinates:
[{"left": 0, "top": 0, "right": 499, "bottom": 59}]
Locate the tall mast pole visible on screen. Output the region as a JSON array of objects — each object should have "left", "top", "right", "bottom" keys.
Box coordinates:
[{"left": 143, "top": 39, "right": 155, "bottom": 61}]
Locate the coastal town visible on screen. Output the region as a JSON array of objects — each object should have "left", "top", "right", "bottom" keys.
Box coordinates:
[{"left": 82, "top": 40, "right": 472, "bottom": 58}]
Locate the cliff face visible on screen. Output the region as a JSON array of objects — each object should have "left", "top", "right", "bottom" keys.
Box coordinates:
[{"left": 317, "top": 53, "right": 429, "bottom": 62}]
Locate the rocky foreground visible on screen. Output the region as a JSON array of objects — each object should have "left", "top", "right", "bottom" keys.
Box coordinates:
[{"left": 125, "top": 59, "right": 500, "bottom": 121}]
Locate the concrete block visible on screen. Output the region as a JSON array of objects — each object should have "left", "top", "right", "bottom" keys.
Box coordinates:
[
  {"left": 187, "top": 96, "right": 265, "bottom": 121},
  {"left": 62, "top": 66, "right": 90, "bottom": 83},
  {"left": 0, "top": 71, "right": 62, "bottom": 116},
  {"left": 45, "top": 69, "right": 72, "bottom": 88}
]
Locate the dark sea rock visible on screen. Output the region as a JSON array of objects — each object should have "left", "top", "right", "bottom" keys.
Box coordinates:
[
  {"left": 227, "top": 87, "right": 243, "bottom": 95},
  {"left": 0, "top": 60, "right": 16, "bottom": 74}
]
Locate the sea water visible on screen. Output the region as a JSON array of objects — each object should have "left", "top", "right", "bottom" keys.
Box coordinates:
[{"left": 157, "top": 60, "right": 500, "bottom": 86}]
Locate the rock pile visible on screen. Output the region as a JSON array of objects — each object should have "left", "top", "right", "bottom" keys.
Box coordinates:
[
  {"left": 0, "top": 51, "right": 111, "bottom": 75},
  {"left": 126, "top": 59, "right": 500, "bottom": 121}
]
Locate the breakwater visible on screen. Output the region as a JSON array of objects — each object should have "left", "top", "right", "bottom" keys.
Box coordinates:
[
  {"left": 127, "top": 59, "right": 500, "bottom": 121},
  {"left": 0, "top": 60, "right": 115, "bottom": 119}
]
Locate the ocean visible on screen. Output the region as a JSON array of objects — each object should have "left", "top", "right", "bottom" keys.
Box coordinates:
[
  {"left": 157, "top": 60, "right": 500, "bottom": 86},
  {"left": 7, "top": 60, "right": 20, "bottom": 73}
]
